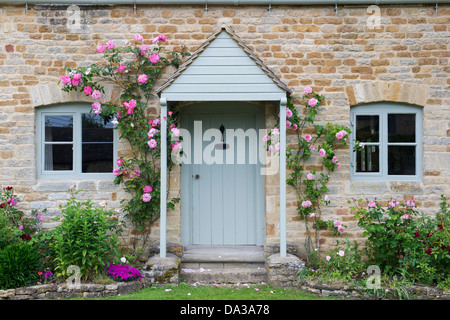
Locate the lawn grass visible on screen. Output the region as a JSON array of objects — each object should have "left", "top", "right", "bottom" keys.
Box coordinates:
[{"left": 98, "top": 282, "right": 339, "bottom": 300}]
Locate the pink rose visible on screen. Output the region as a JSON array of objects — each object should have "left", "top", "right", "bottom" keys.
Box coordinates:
[
  {"left": 368, "top": 201, "right": 376, "bottom": 208},
  {"left": 138, "top": 74, "right": 148, "bottom": 84},
  {"left": 113, "top": 168, "right": 121, "bottom": 176},
  {"left": 307, "top": 173, "right": 314, "bottom": 180},
  {"left": 338, "top": 250, "right": 345, "bottom": 257},
  {"left": 148, "top": 139, "right": 157, "bottom": 149},
  {"left": 333, "top": 220, "right": 341, "bottom": 228},
  {"left": 73, "top": 73, "right": 82, "bottom": 80},
  {"left": 286, "top": 109, "right": 293, "bottom": 118},
  {"left": 286, "top": 121, "right": 291, "bottom": 128},
  {"left": 336, "top": 163, "right": 341, "bottom": 169},
  {"left": 84, "top": 86, "right": 93, "bottom": 95},
  {"left": 140, "top": 44, "right": 149, "bottom": 55},
  {"left": 336, "top": 131, "right": 344, "bottom": 140},
  {"left": 60, "top": 76, "right": 71, "bottom": 85},
  {"left": 149, "top": 54, "right": 160, "bottom": 64},
  {"left": 402, "top": 214, "right": 410, "bottom": 220},
  {"left": 142, "top": 193, "right": 152, "bottom": 202},
  {"left": 268, "top": 145, "right": 275, "bottom": 153},
  {"left": 308, "top": 98, "right": 318, "bottom": 107},
  {"left": 304, "top": 135, "right": 312, "bottom": 142},
  {"left": 134, "top": 34, "right": 143, "bottom": 42},
  {"left": 319, "top": 148, "right": 326, "bottom": 156},
  {"left": 143, "top": 185, "right": 152, "bottom": 193},
  {"left": 338, "top": 225, "right": 345, "bottom": 233},
  {"left": 116, "top": 64, "right": 126, "bottom": 73},
  {"left": 71, "top": 78, "right": 80, "bottom": 86},
  {"left": 304, "top": 86, "right": 312, "bottom": 94},
  {"left": 171, "top": 127, "right": 180, "bottom": 137},
  {"left": 301, "top": 200, "right": 312, "bottom": 208},
  {"left": 117, "top": 158, "right": 124, "bottom": 166},
  {"left": 310, "top": 145, "right": 315, "bottom": 150},
  {"left": 275, "top": 143, "right": 280, "bottom": 153},
  {"left": 91, "top": 90, "right": 102, "bottom": 100},
  {"left": 263, "top": 134, "right": 269, "bottom": 142},
  {"left": 326, "top": 255, "right": 331, "bottom": 261},
  {"left": 171, "top": 141, "right": 181, "bottom": 151},
  {"left": 292, "top": 124, "right": 298, "bottom": 130},
  {"left": 106, "top": 40, "right": 115, "bottom": 50},
  {"left": 92, "top": 101, "right": 102, "bottom": 115},
  {"left": 96, "top": 44, "right": 106, "bottom": 53},
  {"left": 332, "top": 156, "right": 338, "bottom": 163}
]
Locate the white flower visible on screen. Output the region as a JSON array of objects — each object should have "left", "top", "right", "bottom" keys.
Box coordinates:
[
  {"left": 111, "top": 117, "right": 119, "bottom": 126},
  {"left": 120, "top": 257, "right": 127, "bottom": 263},
  {"left": 100, "top": 200, "right": 107, "bottom": 207}
]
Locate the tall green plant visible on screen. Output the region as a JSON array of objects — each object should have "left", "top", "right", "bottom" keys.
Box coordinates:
[{"left": 52, "top": 188, "right": 124, "bottom": 280}]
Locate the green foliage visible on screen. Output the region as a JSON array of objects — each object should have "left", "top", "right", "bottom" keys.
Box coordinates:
[
  {"left": 0, "top": 242, "right": 40, "bottom": 290},
  {"left": 352, "top": 195, "right": 449, "bottom": 287},
  {"left": 52, "top": 188, "right": 124, "bottom": 280},
  {"left": 265, "top": 89, "right": 355, "bottom": 262}
]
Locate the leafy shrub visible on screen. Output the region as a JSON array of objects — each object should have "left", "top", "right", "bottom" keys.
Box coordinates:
[
  {"left": 0, "top": 242, "right": 40, "bottom": 290},
  {"left": 352, "top": 195, "right": 449, "bottom": 286},
  {"left": 52, "top": 188, "right": 124, "bottom": 280}
]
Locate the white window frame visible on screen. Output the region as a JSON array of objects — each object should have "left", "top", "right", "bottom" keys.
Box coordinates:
[
  {"left": 36, "top": 103, "right": 118, "bottom": 180},
  {"left": 350, "top": 102, "right": 423, "bottom": 181}
]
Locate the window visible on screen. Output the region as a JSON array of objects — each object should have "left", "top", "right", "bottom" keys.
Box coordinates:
[
  {"left": 36, "top": 104, "right": 117, "bottom": 179},
  {"left": 350, "top": 103, "right": 422, "bottom": 181}
]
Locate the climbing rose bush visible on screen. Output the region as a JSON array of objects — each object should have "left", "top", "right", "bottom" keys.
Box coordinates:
[{"left": 59, "top": 34, "right": 190, "bottom": 254}]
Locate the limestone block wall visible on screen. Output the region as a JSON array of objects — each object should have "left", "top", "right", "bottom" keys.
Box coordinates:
[{"left": 0, "top": 3, "right": 448, "bottom": 256}]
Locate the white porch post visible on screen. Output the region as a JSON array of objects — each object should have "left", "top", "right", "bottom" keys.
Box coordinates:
[
  {"left": 279, "top": 97, "right": 287, "bottom": 258},
  {"left": 160, "top": 98, "right": 168, "bottom": 258}
]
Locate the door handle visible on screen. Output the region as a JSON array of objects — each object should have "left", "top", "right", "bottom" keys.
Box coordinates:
[{"left": 194, "top": 174, "right": 200, "bottom": 179}]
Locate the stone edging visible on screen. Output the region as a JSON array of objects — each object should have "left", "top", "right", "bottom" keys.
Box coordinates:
[
  {"left": 298, "top": 279, "right": 450, "bottom": 300},
  {"left": 0, "top": 278, "right": 153, "bottom": 300}
]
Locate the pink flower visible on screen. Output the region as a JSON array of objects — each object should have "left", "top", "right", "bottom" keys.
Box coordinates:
[
  {"left": 148, "top": 139, "right": 157, "bottom": 149},
  {"left": 134, "top": 34, "right": 143, "bottom": 42},
  {"left": 338, "top": 225, "right": 345, "bottom": 233},
  {"left": 319, "top": 148, "right": 326, "bottom": 156},
  {"left": 60, "top": 75, "right": 71, "bottom": 85},
  {"left": 92, "top": 101, "right": 102, "bottom": 115},
  {"left": 405, "top": 200, "right": 415, "bottom": 207},
  {"left": 275, "top": 143, "right": 280, "bottom": 153},
  {"left": 304, "top": 135, "right": 312, "bottom": 142},
  {"left": 309, "top": 213, "right": 316, "bottom": 218},
  {"left": 91, "top": 90, "right": 102, "bottom": 100},
  {"left": 106, "top": 40, "right": 115, "bottom": 50},
  {"left": 333, "top": 220, "right": 341, "bottom": 228},
  {"left": 263, "top": 134, "right": 269, "bottom": 142},
  {"left": 308, "top": 98, "right": 318, "bottom": 107},
  {"left": 338, "top": 250, "right": 345, "bottom": 257},
  {"left": 326, "top": 255, "right": 331, "bottom": 261},
  {"left": 306, "top": 173, "right": 314, "bottom": 180},
  {"left": 286, "top": 109, "right": 293, "bottom": 118},
  {"left": 302, "top": 200, "right": 312, "bottom": 208},
  {"left": 304, "top": 86, "right": 312, "bottom": 94},
  {"left": 84, "top": 86, "right": 93, "bottom": 95},
  {"left": 73, "top": 73, "right": 82, "bottom": 80},
  {"left": 138, "top": 74, "right": 148, "bottom": 84},
  {"left": 96, "top": 44, "right": 106, "bottom": 53},
  {"left": 389, "top": 200, "right": 400, "bottom": 208},
  {"left": 152, "top": 34, "right": 167, "bottom": 43},
  {"left": 71, "top": 78, "right": 80, "bottom": 86},
  {"left": 148, "top": 128, "right": 159, "bottom": 138},
  {"left": 171, "top": 127, "right": 180, "bottom": 137},
  {"left": 171, "top": 141, "right": 181, "bottom": 151},
  {"left": 310, "top": 145, "right": 315, "bottom": 150},
  {"left": 113, "top": 167, "right": 122, "bottom": 176},
  {"left": 116, "top": 158, "right": 124, "bottom": 167},
  {"left": 149, "top": 54, "right": 160, "bottom": 64},
  {"left": 152, "top": 118, "right": 161, "bottom": 126},
  {"left": 332, "top": 156, "right": 338, "bottom": 163},
  {"left": 7, "top": 198, "right": 17, "bottom": 206},
  {"left": 143, "top": 185, "right": 152, "bottom": 193},
  {"left": 140, "top": 44, "right": 149, "bottom": 55},
  {"left": 142, "top": 193, "right": 152, "bottom": 202},
  {"left": 336, "top": 163, "right": 341, "bottom": 169},
  {"left": 168, "top": 111, "right": 173, "bottom": 116},
  {"left": 286, "top": 121, "right": 291, "bottom": 128},
  {"left": 402, "top": 214, "right": 410, "bottom": 220},
  {"left": 18, "top": 225, "right": 23, "bottom": 230},
  {"left": 336, "top": 131, "right": 344, "bottom": 140},
  {"left": 368, "top": 201, "right": 376, "bottom": 208},
  {"left": 116, "top": 64, "right": 126, "bottom": 73},
  {"left": 292, "top": 124, "right": 298, "bottom": 130},
  {"left": 268, "top": 145, "right": 275, "bottom": 153}
]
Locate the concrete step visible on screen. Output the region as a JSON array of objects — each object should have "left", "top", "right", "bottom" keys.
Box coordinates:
[
  {"left": 180, "top": 245, "right": 268, "bottom": 285},
  {"left": 180, "top": 267, "right": 268, "bottom": 285}
]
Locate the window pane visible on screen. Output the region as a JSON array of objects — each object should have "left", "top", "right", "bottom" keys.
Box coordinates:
[
  {"left": 356, "top": 145, "right": 379, "bottom": 173},
  {"left": 44, "top": 144, "right": 73, "bottom": 171},
  {"left": 82, "top": 143, "right": 114, "bottom": 173},
  {"left": 388, "top": 146, "right": 416, "bottom": 175},
  {"left": 82, "top": 114, "right": 113, "bottom": 143},
  {"left": 356, "top": 115, "right": 379, "bottom": 142},
  {"left": 388, "top": 114, "right": 415, "bottom": 142},
  {"left": 44, "top": 115, "right": 73, "bottom": 142}
]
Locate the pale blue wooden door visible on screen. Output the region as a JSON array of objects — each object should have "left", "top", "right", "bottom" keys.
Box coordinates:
[{"left": 181, "top": 103, "right": 265, "bottom": 246}]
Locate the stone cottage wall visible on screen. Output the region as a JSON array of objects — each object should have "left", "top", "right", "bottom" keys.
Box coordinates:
[{"left": 0, "top": 3, "right": 448, "bottom": 258}]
